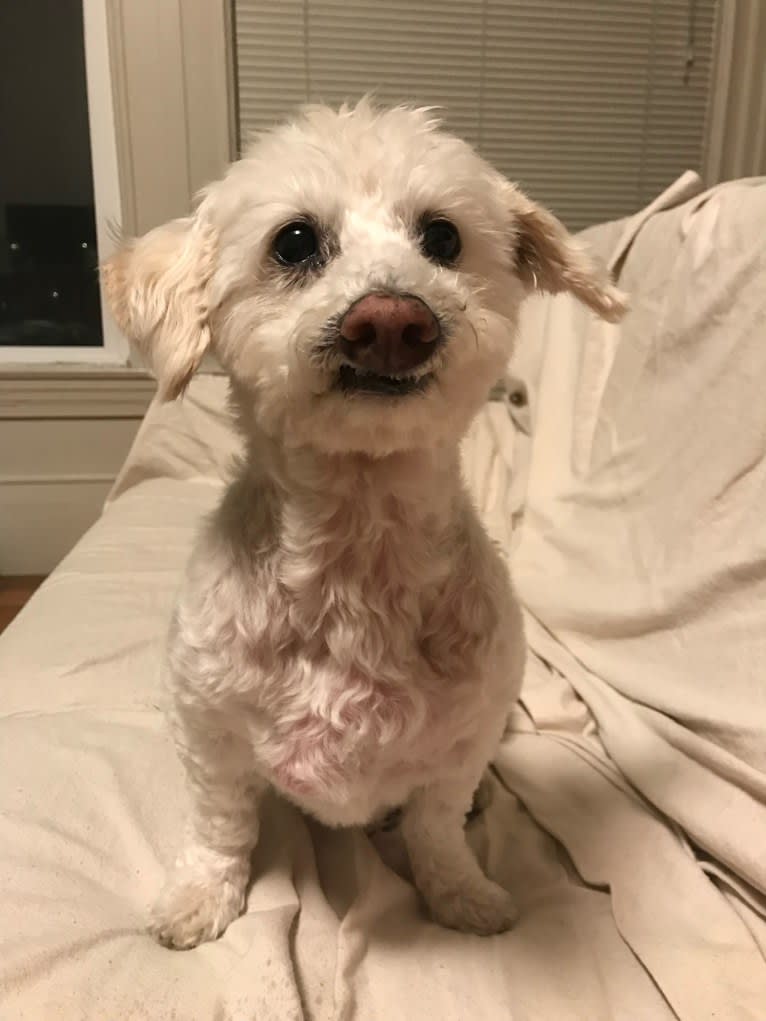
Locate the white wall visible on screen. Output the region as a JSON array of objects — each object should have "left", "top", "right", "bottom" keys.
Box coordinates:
[
  {"left": 0, "top": 373, "right": 154, "bottom": 573},
  {"left": 705, "top": 0, "right": 766, "bottom": 184}
]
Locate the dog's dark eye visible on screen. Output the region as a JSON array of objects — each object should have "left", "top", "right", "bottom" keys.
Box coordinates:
[
  {"left": 421, "top": 218, "right": 461, "bottom": 265},
  {"left": 273, "top": 221, "right": 319, "bottom": 266}
]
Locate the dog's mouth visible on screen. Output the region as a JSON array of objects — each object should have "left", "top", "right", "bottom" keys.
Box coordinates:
[{"left": 336, "top": 364, "right": 433, "bottom": 397}]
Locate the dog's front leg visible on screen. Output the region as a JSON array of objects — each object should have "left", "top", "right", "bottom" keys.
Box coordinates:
[
  {"left": 149, "top": 706, "right": 265, "bottom": 950},
  {"left": 402, "top": 772, "right": 517, "bottom": 936}
]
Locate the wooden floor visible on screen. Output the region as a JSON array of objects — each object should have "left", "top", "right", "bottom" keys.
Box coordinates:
[{"left": 0, "top": 575, "right": 45, "bottom": 634}]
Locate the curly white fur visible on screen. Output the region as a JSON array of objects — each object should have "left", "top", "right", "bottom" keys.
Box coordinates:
[{"left": 103, "top": 99, "right": 625, "bottom": 949}]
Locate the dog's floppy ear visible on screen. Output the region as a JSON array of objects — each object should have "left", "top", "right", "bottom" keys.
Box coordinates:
[
  {"left": 102, "top": 217, "right": 217, "bottom": 400},
  {"left": 508, "top": 186, "right": 627, "bottom": 322}
]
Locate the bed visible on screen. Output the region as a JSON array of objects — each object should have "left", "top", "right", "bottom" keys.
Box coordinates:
[{"left": 2, "top": 173, "right": 765, "bottom": 1020}]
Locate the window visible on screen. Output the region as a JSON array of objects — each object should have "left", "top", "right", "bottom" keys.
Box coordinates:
[
  {"left": 233, "top": 0, "right": 716, "bottom": 231},
  {"left": 0, "top": 0, "right": 124, "bottom": 364}
]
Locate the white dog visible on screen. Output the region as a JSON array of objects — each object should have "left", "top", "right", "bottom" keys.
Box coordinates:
[{"left": 103, "top": 100, "right": 624, "bottom": 950}]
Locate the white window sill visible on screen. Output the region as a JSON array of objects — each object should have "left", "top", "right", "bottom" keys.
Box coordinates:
[{"left": 0, "top": 364, "right": 157, "bottom": 419}]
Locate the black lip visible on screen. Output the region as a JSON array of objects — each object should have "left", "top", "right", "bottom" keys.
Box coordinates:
[{"left": 337, "top": 364, "right": 432, "bottom": 397}]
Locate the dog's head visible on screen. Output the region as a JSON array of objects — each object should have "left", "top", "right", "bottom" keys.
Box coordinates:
[{"left": 104, "top": 100, "right": 625, "bottom": 456}]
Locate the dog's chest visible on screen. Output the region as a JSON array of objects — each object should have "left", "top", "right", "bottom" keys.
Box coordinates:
[
  {"left": 245, "top": 539, "right": 502, "bottom": 820},
  {"left": 201, "top": 484, "right": 509, "bottom": 822},
  {"left": 262, "top": 655, "right": 482, "bottom": 823}
]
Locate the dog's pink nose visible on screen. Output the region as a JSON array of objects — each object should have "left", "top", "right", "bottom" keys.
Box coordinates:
[{"left": 338, "top": 292, "right": 440, "bottom": 375}]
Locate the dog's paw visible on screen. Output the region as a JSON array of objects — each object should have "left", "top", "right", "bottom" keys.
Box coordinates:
[
  {"left": 427, "top": 879, "right": 518, "bottom": 936},
  {"left": 149, "top": 870, "right": 247, "bottom": 950}
]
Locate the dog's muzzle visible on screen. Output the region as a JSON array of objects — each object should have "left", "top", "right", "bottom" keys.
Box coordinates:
[{"left": 334, "top": 291, "right": 441, "bottom": 397}]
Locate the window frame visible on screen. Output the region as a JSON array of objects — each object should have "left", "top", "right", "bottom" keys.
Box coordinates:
[
  {"left": 1, "top": 0, "right": 126, "bottom": 366},
  {"left": 1, "top": 0, "right": 235, "bottom": 370}
]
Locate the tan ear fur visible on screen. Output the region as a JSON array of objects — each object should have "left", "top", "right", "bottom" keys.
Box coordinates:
[
  {"left": 510, "top": 189, "right": 627, "bottom": 323},
  {"left": 101, "top": 218, "right": 217, "bottom": 400}
]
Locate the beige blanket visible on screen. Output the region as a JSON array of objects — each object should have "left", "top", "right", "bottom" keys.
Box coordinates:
[{"left": 1, "top": 176, "right": 765, "bottom": 1019}]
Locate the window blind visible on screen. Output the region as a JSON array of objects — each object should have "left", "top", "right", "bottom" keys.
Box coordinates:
[{"left": 233, "top": 0, "right": 716, "bottom": 230}]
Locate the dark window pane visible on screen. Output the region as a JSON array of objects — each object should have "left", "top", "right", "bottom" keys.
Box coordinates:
[{"left": 0, "top": 0, "right": 102, "bottom": 347}]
